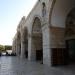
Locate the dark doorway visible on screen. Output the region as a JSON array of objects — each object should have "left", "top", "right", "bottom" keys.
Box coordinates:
[
  {"left": 25, "top": 50, "right": 28, "bottom": 58},
  {"left": 36, "top": 50, "right": 43, "bottom": 61},
  {"left": 67, "top": 39, "right": 75, "bottom": 63},
  {"left": 51, "top": 48, "right": 67, "bottom": 66}
]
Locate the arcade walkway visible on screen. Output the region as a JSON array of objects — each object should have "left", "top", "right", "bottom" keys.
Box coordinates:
[{"left": 0, "top": 56, "right": 75, "bottom": 75}]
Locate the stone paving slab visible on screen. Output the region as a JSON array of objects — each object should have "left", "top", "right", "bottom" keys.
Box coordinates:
[{"left": 0, "top": 56, "right": 75, "bottom": 75}]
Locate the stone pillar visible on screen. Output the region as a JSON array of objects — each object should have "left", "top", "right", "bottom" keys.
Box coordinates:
[
  {"left": 16, "top": 42, "right": 19, "bottom": 56},
  {"left": 28, "top": 34, "right": 36, "bottom": 61},
  {"left": 12, "top": 41, "right": 14, "bottom": 53},
  {"left": 20, "top": 31, "right": 26, "bottom": 59},
  {"left": 16, "top": 40, "right": 19, "bottom": 56},
  {"left": 12, "top": 40, "right": 16, "bottom": 54},
  {"left": 42, "top": 23, "right": 51, "bottom": 66},
  {"left": 16, "top": 36, "right": 21, "bottom": 57},
  {"left": 14, "top": 40, "right": 17, "bottom": 54},
  {"left": 20, "top": 40, "right": 25, "bottom": 58}
]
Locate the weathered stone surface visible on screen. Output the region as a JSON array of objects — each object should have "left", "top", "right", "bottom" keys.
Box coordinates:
[{"left": 12, "top": 0, "right": 75, "bottom": 66}]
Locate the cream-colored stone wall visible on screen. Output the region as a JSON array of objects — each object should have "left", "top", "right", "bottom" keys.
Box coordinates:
[
  {"left": 50, "top": 27, "right": 65, "bottom": 48},
  {"left": 12, "top": 0, "right": 75, "bottom": 66}
]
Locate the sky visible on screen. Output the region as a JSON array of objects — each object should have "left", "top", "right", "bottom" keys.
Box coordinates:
[{"left": 0, "top": 0, "right": 37, "bottom": 45}]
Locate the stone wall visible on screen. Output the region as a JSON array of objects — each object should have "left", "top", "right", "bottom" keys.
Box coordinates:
[
  {"left": 12, "top": 0, "right": 75, "bottom": 66},
  {"left": 50, "top": 27, "right": 65, "bottom": 48}
]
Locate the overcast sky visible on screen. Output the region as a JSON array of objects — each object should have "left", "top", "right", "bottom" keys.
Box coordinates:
[{"left": 0, "top": 0, "right": 37, "bottom": 45}]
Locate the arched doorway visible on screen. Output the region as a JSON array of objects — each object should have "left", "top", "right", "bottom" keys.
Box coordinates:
[
  {"left": 24, "top": 27, "right": 28, "bottom": 58},
  {"left": 32, "top": 17, "right": 43, "bottom": 62},
  {"left": 49, "top": 0, "right": 75, "bottom": 66},
  {"left": 65, "top": 8, "right": 75, "bottom": 63}
]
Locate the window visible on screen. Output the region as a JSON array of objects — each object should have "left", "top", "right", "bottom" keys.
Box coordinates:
[{"left": 42, "top": 2, "right": 46, "bottom": 17}]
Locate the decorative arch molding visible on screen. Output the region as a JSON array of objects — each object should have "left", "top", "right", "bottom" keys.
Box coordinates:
[
  {"left": 32, "top": 17, "right": 42, "bottom": 33},
  {"left": 49, "top": 0, "right": 75, "bottom": 28},
  {"left": 49, "top": 0, "right": 56, "bottom": 26},
  {"left": 31, "top": 15, "right": 43, "bottom": 33}
]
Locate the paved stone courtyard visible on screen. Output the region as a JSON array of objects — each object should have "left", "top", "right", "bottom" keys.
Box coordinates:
[{"left": 0, "top": 56, "right": 75, "bottom": 75}]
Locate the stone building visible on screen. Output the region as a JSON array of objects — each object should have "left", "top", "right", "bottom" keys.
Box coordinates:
[{"left": 12, "top": 0, "right": 75, "bottom": 66}]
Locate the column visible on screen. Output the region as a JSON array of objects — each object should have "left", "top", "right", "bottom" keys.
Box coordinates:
[
  {"left": 28, "top": 34, "right": 36, "bottom": 61},
  {"left": 42, "top": 23, "right": 51, "bottom": 66},
  {"left": 20, "top": 41, "right": 25, "bottom": 58}
]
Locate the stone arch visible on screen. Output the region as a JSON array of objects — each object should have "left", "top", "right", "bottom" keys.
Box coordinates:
[
  {"left": 31, "top": 15, "right": 43, "bottom": 28},
  {"left": 65, "top": 8, "right": 75, "bottom": 63},
  {"left": 49, "top": 0, "right": 75, "bottom": 27},
  {"left": 28, "top": 14, "right": 51, "bottom": 66},
  {"left": 49, "top": 0, "right": 75, "bottom": 66},
  {"left": 49, "top": 0, "right": 56, "bottom": 26},
  {"left": 31, "top": 16, "right": 43, "bottom": 62}
]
